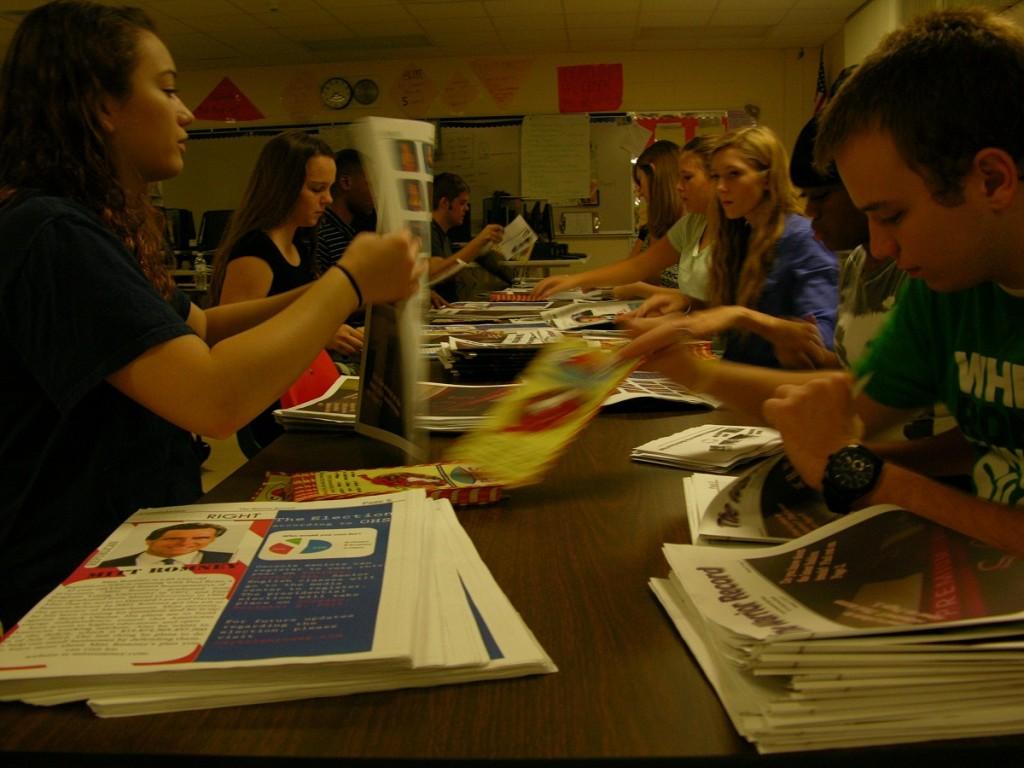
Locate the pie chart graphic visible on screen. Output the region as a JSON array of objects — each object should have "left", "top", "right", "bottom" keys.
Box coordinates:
[{"left": 268, "top": 537, "right": 331, "bottom": 556}]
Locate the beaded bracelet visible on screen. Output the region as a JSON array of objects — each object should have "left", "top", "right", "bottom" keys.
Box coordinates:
[{"left": 332, "top": 262, "right": 363, "bottom": 307}]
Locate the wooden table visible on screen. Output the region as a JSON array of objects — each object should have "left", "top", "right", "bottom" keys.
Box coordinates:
[{"left": 1, "top": 405, "right": 1020, "bottom": 764}]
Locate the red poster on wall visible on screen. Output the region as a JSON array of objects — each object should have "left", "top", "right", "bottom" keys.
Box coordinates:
[
  {"left": 557, "top": 63, "right": 623, "bottom": 113},
  {"left": 193, "top": 77, "right": 265, "bottom": 122}
]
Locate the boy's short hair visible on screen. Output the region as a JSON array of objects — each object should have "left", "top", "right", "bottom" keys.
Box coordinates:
[
  {"left": 433, "top": 172, "right": 468, "bottom": 210},
  {"left": 332, "top": 149, "right": 363, "bottom": 195},
  {"left": 816, "top": 8, "right": 1024, "bottom": 203}
]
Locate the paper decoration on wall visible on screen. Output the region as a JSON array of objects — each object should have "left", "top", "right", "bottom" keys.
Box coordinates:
[
  {"left": 392, "top": 65, "right": 437, "bottom": 115},
  {"left": 192, "top": 77, "right": 264, "bottom": 122},
  {"left": 521, "top": 114, "right": 590, "bottom": 200},
  {"left": 633, "top": 115, "right": 734, "bottom": 149},
  {"left": 440, "top": 71, "right": 479, "bottom": 114},
  {"left": 557, "top": 63, "right": 623, "bottom": 113},
  {"left": 280, "top": 70, "right": 320, "bottom": 123},
  {"left": 470, "top": 58, "right": 531, "bottom": 108}
]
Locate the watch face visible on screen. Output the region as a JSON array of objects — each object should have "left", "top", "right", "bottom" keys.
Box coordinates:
[
  {"left": 320, "top": 77, "right": 352, "bottom": 110},
  {"left": 353, "top": 78, "right": 379, "bottom": 106},
  {"left": 831, "top": 447, "right": 880, "bottom": 490}
]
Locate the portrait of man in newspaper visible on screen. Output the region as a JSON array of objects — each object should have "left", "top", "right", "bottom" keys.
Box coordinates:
[{"left": 99, "top": 523, "right": 236, "bottom": 569}]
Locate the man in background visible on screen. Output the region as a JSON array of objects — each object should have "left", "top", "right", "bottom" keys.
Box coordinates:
[
  {"left": 430, "top": 172, "right": 511, "bottom": 302},
  {"left": 316, "top": 149, "right": 376, "bottom": 357},
  {"left": 315, "top": 149, "right": 376, "bottom": 274}
]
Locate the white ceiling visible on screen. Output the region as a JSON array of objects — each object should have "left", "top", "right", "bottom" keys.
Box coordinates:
[{"left": 0, "top": 0, "right": 872, "bottom": 69}]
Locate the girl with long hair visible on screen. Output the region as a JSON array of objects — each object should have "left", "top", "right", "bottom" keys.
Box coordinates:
[
  {"left": 209, "top": 130, "right": 334, "bottom": 306},
  {"left": 0, "top": 0, "right": 420, "bottom": 630},
  {"left": 210, "top": 131, "right": 364, "bottom": 448},
  {"left": 667, "top": 125, "right": 838, "bottom": 368},
  {"left": 532, "top": 136, "right": 716, "bottom": 309}
]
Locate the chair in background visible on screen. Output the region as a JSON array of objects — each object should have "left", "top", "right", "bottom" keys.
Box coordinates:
[
  {"left": 156, "top": 206, "right": 195, "bottom": 268},
  {"left": 193, "top": 209, "right": 234, "bottom": 257}
]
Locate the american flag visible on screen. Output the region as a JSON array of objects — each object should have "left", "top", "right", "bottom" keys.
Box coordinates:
[{"left": 813, "top": 50, "right": 828, "bottom": 113}]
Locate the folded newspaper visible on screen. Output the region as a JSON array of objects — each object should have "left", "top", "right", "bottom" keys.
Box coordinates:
[
  {"left": 684, "top": 454, "right": 841, "bottom": 545},
  {"left": 0, "top": 490, "right": 554, "bottom": 716},
  {"left": 632, "top": 424, "right": 782, "bottom": 472},
  {"left": 652, "top": 505, "right": 1024, "bottom": 752}
]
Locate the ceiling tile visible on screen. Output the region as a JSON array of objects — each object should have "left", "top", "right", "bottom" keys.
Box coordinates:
[
  {"left": 639, "top": 0, "right": 718, "bottom": 11},
  {"left": 405, "top": 2, "right": 489, "bottom": 20},
  {"left": 563, "top": 0, "right": 641, "bottom": 12},
  {"left": 565, "top": 13, "right": 639, "bottom": 29},
  {"left": 498, "top": 28, "right": 570, "bottom": 45},
  {"left": 417, "top": 17, "right": 498, "bottom": 34},
  {"left": 484, "top": 13, "right": 566, "bottom": 30},
  {"left": 637, "top": 10, "right": 713, "bottom": 26},
  {"left": 484, "top": 0, "right": 560, "bottom": 15},
  {"left": 709, "top": 9, "right": 788, "bottom": 26}
]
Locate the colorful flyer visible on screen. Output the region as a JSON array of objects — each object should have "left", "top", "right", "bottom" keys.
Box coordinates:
[{"left": 445, "top": 338, "right": 637, "bottom": 487}]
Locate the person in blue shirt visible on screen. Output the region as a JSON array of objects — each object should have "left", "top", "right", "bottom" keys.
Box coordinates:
[{"left": 649, "top": 125, "right": 839, "bottom": 369}]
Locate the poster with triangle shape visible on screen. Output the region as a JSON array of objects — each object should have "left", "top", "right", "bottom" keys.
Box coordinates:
[{"left": 193, "top": 77, "right": 265, "bottom": 122}]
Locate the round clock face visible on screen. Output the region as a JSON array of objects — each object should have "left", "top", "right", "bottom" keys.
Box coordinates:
[
  {"left": 353, "top": 78, "right": 379, "bottom": 106},
  {"left": 320, "top": 77, "right": 352, "bottom": 110}
]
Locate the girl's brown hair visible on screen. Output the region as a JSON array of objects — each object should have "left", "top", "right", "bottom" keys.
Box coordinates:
[
  {"left": 706, "top": 126, "right": 802, "bottom": 309},
  {"left": 0, "top": 0, "right": 173, "bottom": 298},
  {"left": 209, "top": 130, "right": 335, "bottom": 304},
  {"left": 632, "top": 140, "right": 682, "bottom": 239}
]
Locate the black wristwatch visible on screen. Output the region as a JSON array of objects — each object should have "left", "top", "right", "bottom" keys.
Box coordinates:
[{"left": 822, "top": 444, "right": 884, "bottom": 515}]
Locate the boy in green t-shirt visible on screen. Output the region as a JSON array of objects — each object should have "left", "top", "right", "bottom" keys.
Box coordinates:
[{"left": 622, "top": 8, "right": 1024, "bottom": 553}]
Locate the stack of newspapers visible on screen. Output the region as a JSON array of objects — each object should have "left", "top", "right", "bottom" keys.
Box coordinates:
[
  {"left": 652, "top": 505, "right": 1024, "bottom": 752},
  {"left": 632, "top": 425, "right": 782, "bottom": 472},
  {"left": 437, "top": 327, "right": 561, "bottom": 381},
  {"left": 0, "top": 490, "right": 555, "bottom": 716}
]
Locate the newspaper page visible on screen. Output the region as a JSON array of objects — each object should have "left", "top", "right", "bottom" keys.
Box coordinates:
[
  {"left": 493, "top": 214, "right": 537, "bottom": 262},
  {"left": 350, "top": 116, "right": 433, "bottom": 461},
  {"left": 0, "top": 492, "right": 429, "bottom": 695},
  {"left": 665, "top": 505, "right": 1024, "bottom": 642},
  {"left": 697, "top": 454, "right": 841, "bottom": 544}
]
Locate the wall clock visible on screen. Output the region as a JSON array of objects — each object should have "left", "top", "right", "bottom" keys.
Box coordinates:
[
  {"left": 320, "top": 77, "right": 353, "bottom": 110},
  {"left": 353, "top": 78, "right": 380, "bottom": 106}
]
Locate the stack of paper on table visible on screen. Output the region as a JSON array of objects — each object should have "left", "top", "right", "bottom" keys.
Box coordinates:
[
  {"left": 0, "top": 490, "right": 554, "bottom": 716},
  {"left": 651, "top": 505, "right": 1024, "bottom": 752},
  {"left": 430, "top": 301, "right": 553, "bottom": 324},
  {"left": 274, "top": 376, "right": 517, "bottom": 433},
  {"left": 632, "top": 425, "right": 782, "bottom": 472},
  {"left": 683, "top": 454, "right": 842, "bottom": 546},
  {"left": 437, "top": 327, "right": 562, "bottom": 381}
]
